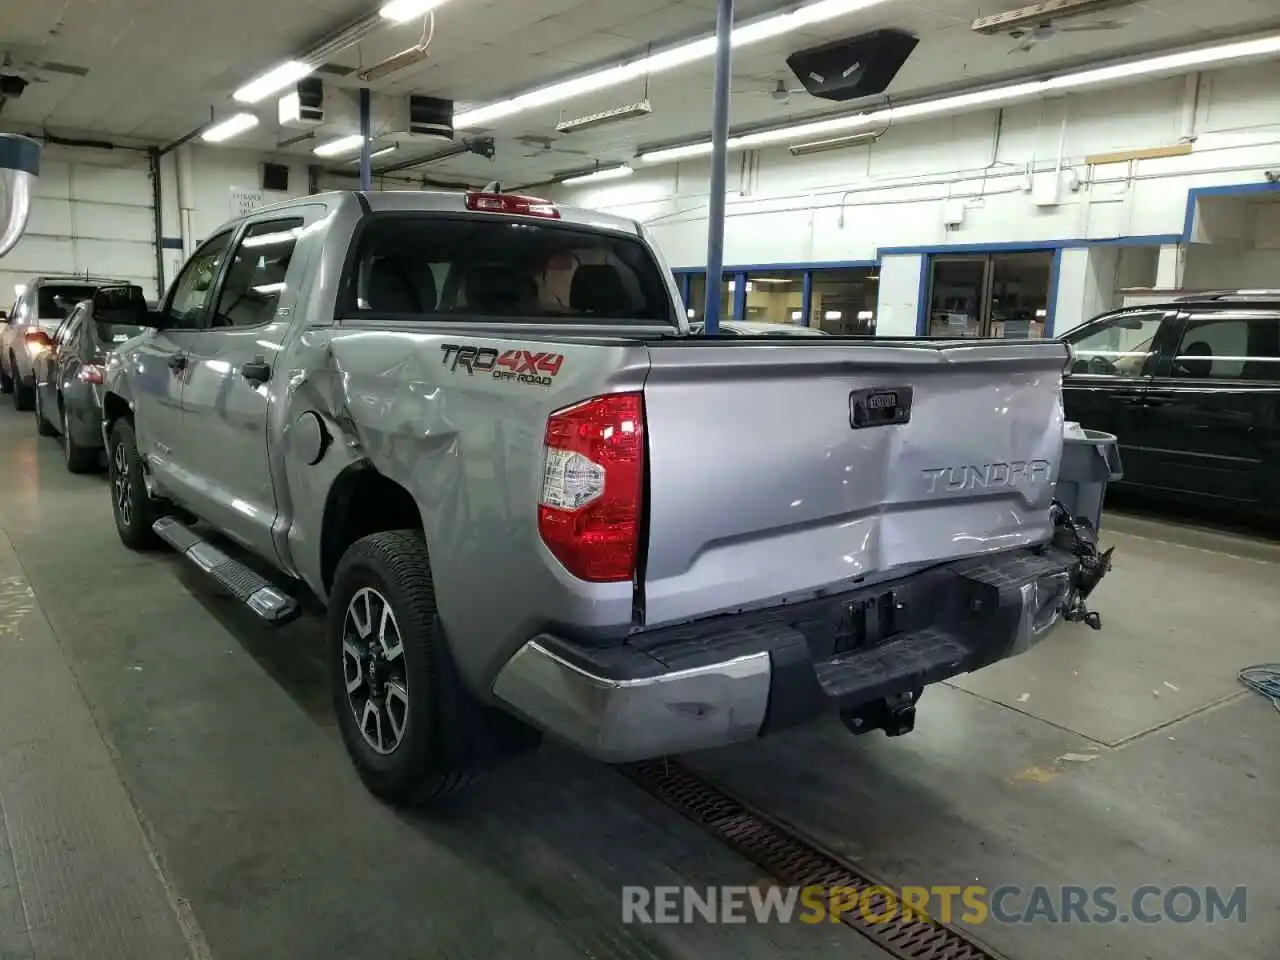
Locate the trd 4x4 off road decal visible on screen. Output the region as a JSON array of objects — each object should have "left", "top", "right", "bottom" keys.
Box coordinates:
[{"left": 439, "top": 344, "right": 565, "bottom": 387}]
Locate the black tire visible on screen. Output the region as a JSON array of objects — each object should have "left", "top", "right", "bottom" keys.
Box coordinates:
[
  {"left": 107, "top": 418, "right": 161, "bottom": 549},
  {"left": 61, "top": 402, "right": 98, "bottom": 473},
  {"left": 329, "top": 530, "right": 474, "bottom": 805},
  {"left": 11, "top": 355, "right": 33, "bottom": 411},
  {"left": 33, "top": 388, "right": 57, "bottom": 437}
]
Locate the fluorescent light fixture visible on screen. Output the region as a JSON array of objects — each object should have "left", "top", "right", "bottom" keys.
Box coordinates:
[
  {"left": 687, "top": 308, "right": 696, "bottom": 319},
  {"left": 253, "top": 283, "right": 287, "bottom": 295},
  {"left": 350, "top": 144, "right": 399, "bottom": 163},
  {"left": 751, "top": 277, "right": 794, "bottom": 284},
  {"left": 790, "top": 310, "right": 803, "bottom": 321},
  {"left": 556, "top": 100, "right": 653, "bottom": 135},
  {"left": 638, "top": 32, "right": 1280, "bottom": 164},
  {"left": 234, "top": 60, "right": 313, "bottom": 104},
  {"left": 380, "top": 0, "right": 452, "bottom": 22},
  {"left": 1035, "top": 309, "right": 1048, "bottom": 318},
  {"left": 202, "top": 112, "right": 260, "bottom": 143},
  {"left": 314, "top": 134, "right": 367, "bottom": 157},
  {"left": 560, "top": 164, "right": 634, "bottom": 186},
  {"left": 789, "top": 131, "right": 882, "bottom": 156},
  {"left": 454, "top": 0, "right": 894, "bottom": 129},
  {"left": 857, "top": 310, "right": 874, "bottom": 320},
  {"left": 825, "top": 310, "right": 842, "bottom": 320}
]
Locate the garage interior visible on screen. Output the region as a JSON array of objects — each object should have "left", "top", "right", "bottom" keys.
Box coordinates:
[{"left": 1, "top": 0, "right": 1279, "bottom": 958}]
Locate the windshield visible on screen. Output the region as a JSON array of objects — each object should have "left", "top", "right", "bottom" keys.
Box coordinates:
[
  {"left": 38, "top": 285, "right": 98, "bottom": 320},
  {"left": 347, "top": 214, "right": 675, "bottom": 324}
]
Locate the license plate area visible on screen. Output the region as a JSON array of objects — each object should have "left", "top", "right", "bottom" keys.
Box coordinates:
[{"left": 849, "top": 385, "right": 912, "bottom": 428}]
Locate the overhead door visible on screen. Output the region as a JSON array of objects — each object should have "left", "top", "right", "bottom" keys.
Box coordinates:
[{"left": 0, "top": 149, "right": 157, "bottom": 308}]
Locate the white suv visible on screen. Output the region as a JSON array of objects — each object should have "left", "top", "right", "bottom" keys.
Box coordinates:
[{"left": 1, "top": 276, "right": 120, "bottom": 410}]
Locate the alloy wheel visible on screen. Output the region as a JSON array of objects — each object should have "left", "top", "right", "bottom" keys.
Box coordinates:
[
  {"left": 341, "top": 586, "right": 409, "bottom": 755},
  {"left": 112, "top": 441, "right": 133, "bottom": 528}
]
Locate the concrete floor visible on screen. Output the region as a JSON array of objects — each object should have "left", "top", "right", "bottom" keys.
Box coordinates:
[{"left": 0, "top": 407, "right": 1274, "bottom": 960}]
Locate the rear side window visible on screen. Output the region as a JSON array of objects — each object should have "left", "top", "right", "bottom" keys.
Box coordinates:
[
  {"left": 38, "top": 285, "right": 97, "bottom": 320},
  {"left": 1172, "top": 314, "right": 1280, "bottom": 382},
  {"left": 346, "top": 215, "right": 673, "bottom": 324}
]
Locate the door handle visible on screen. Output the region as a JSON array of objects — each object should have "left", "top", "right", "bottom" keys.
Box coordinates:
[
  {"left": 241, "top": 358, "right": 271, "bottom": 385},
  {"left": 167, "top": 354, "right": 187, "bottom": 373}
]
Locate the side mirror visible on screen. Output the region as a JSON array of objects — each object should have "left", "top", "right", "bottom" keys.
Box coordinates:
[{"left": 92, "top": 283, "right": 150, "bottom": 326}]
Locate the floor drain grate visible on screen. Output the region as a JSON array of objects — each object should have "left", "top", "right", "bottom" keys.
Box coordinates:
[{"left": 621, "top": 758, "right": 1009, "bottom": 960}]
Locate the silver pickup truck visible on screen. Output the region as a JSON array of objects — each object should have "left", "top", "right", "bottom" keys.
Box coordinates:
[{"left": 99, "top": 189, "right": 1111, "bottom": 805}]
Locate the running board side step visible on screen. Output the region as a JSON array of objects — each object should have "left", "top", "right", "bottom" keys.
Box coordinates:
[{"left": 153, "top": 517, "right": 300, "bottom": 625}]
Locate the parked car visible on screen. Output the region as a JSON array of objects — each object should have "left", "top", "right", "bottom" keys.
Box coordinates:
[
  {"left": 1060, "top": 290, "right": 1280, "bottom": 518},
  {"left": 33, "top": 288, "right": 151, "bottom": 472},
  {"left": 1, "top": 276, "right": 125, "bottom": 410},
  {"left": 689, "top": 320, "right": 829, "bottom": 336},
  {"left": 101, "top": 189, "right": 1110, "bottom": 805}
]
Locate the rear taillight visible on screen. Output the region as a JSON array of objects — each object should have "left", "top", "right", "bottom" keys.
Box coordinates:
[
  {"left": 24, "top": 330, "right": 52, "bottom": 356},
  {"left": 464, "top": 191, "right": 560, "bottom": 219},
  {"left": 77, "top": 363, "right": 105, "bottom": 384},
  {"left": 538, "top": 392, "right": 645, "bottom": 583}
]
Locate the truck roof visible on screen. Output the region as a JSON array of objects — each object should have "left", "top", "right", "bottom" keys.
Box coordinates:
[{"left": 210, "top": 189, "right": 642, "bottom": 239}]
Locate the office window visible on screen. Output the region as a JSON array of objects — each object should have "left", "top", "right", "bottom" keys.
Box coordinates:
[
  {"left": 687, "top": 272, "right": 732, "bottom": 322},
  {"left": 1172, "top": 314, "right": 1280, "bottom": 382},
  {"left": 744, "top": 271, "right": 805, "bottom": 325},
  {"left": 811, "top": 268, "right": 878, "bottom": 334}
]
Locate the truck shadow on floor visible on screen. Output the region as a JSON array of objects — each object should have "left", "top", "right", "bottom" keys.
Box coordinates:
[{"left": 169, "top": 552, "right": 335, "bottom": 727}]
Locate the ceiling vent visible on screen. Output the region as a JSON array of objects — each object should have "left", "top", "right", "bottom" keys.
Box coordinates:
[{"left": 971, "top": 0, "right": 1138, "bottom": 35}]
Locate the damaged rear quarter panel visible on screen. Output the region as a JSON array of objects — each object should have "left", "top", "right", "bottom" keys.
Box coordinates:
[{"left": 278, "top": 323, "right": 650, "bottom": 695}]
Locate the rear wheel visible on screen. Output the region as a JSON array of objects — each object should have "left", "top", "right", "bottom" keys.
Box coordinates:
[
  {"left": 107, "top": 418, "right": 160, "bottom": 548},
  {"left": 62, "top": 403, "right": 98, "bottom": 473},
  {"left": 10, "top": 354, "right": 33, "bottom": 411},
  {"left": 329, "top": 530, "right": 474, "bottom": 805},
  {"left": 33, "top": 387, "right": 56, "bottom": 437}
]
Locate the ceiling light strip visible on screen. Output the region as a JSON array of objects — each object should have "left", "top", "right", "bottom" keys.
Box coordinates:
[
  {"left": 453, "top": 0, "right": 893, "bottom": 129},
  {"left": 202, "top": 113, "right": 260, "bottom": 143},
  {"left": 638, "top": 32, "right": 1280, "bottom": 165}
]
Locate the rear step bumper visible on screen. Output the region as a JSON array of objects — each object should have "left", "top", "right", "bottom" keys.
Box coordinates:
[
  {"left": 492, "top": 545, "right": 1085, "bottom": 762},
  {"left": 153, "top": 517, "right": 299, "bottom": 624}
]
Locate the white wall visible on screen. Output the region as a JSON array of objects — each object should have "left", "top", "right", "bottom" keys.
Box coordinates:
[
  {"left": 158, "top": 145, "right": 316, "bottom": 290},
  {"left": 555, "top": 60, "right": 1280, "bottom": 334},
  {"left": 1183, "top": 244, "right": 1280, "bottom": 289},
  {"left": 0, "top": 140, "right": 318, "bottom": 303}
]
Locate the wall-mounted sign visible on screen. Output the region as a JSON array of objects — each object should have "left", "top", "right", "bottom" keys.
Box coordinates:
[{"left": 229, "top": 186, "right": 288, "bottom": 219}]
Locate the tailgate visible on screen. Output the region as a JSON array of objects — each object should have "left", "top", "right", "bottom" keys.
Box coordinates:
[{"left": 640, "top": 338, "right": 1069, "bottom": 627}]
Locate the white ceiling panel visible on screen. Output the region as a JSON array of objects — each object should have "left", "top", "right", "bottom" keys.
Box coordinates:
[{"left": 0, "top": 0, "right": 1276, "bottom": 186}]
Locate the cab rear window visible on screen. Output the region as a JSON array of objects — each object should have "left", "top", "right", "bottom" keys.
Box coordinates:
[
  {"left": 38, "top": 285, "right": 98, "bottom": 320},
  {"left": 344, "top": 214, "right": 674, "bottom": 324}
]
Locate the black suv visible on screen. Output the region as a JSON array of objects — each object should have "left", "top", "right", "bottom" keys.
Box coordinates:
[{"left": 1061, "top": 291, "right": 1280, "bottom": 519}]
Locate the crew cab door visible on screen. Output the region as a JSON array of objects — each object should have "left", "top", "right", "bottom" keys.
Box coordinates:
[
  {"left": 1139, "top": 309, "right": 1280, "bottom": 509},
  {"left": 130, "top": 229, "right": 235, "bottom": 488},
  {"left": 1061, "top": 309, "right": 1176, "bottom": 487},
  {"left": 176, "top": 210, "right": 318, "bottom": 559}
]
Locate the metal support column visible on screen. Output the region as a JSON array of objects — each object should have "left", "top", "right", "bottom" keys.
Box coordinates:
[
  {"left": 358, "top": 87, "right": 373, "bottom": 191},
  {"left": 701, "top": 0, "right": 734, "bottom": 334},
  {"left": 800, "top": 270, "right": 813, "bottom": 326}
]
